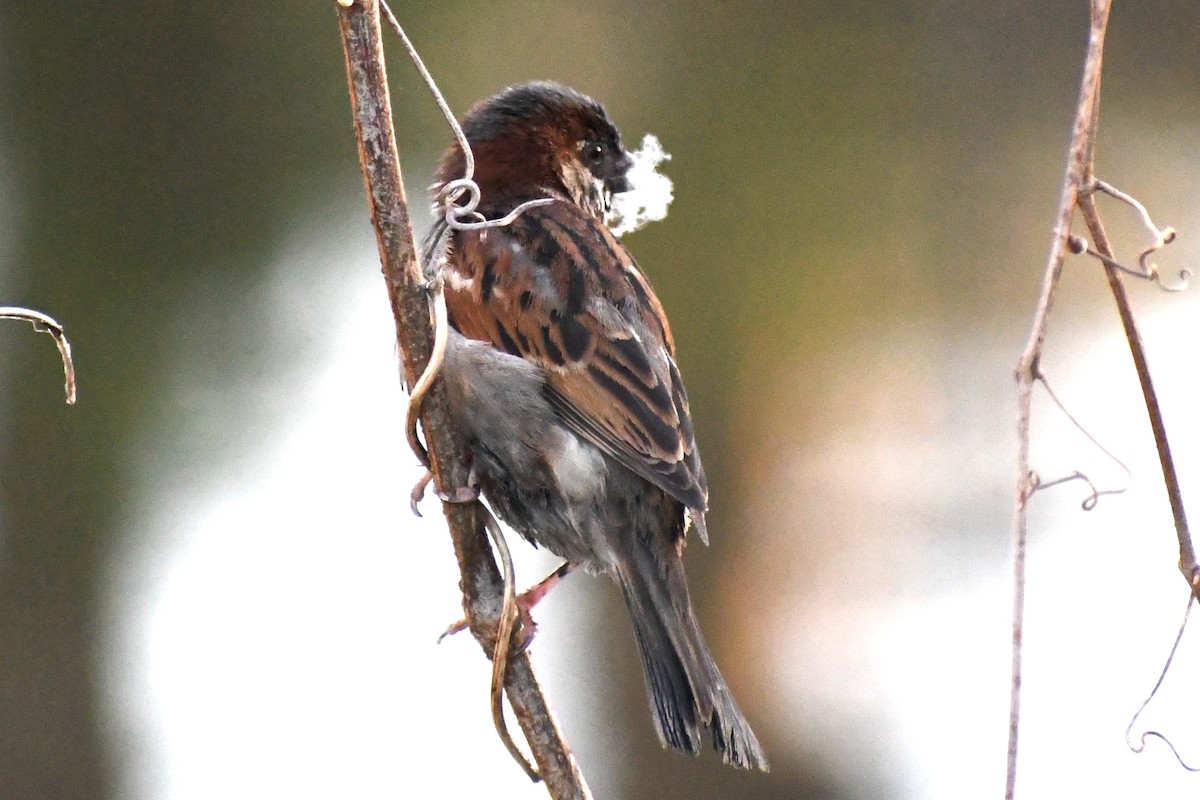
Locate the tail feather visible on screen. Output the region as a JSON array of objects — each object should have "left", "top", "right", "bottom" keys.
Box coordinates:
[{"left": 615, "top": 547, "right": 769, "bottom": 771}]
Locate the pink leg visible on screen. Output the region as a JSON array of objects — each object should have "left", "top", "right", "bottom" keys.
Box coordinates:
[{"left": 438, "top": 561, "right": 576, "bottom": 647}]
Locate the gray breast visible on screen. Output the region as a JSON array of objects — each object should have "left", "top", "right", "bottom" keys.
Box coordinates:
[{"left": 440, "top": 330, "right": 610, "bottom": 566}]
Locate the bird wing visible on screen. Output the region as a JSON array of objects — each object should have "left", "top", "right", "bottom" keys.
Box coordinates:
[{"left": 442, "top": 201, "right": 708, "bottom": 516}]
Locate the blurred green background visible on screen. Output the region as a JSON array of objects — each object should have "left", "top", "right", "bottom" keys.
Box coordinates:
[{"left": 2, "top": 2, "right": 1200, "bottom": 798}]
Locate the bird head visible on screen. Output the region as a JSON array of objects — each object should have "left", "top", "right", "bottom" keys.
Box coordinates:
[{"left": 434, "top": 81, "right": 634, "bottom": 220}]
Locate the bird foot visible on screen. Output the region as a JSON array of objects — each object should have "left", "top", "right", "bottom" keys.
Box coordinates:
[
  {"left": 409, "top": 468, "right": 480, "bottom": 516},
  {"left": 437, "top": 561, "right": 575, "bottom": 652}
]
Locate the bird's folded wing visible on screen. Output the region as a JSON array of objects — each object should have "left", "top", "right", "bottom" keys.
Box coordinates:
[{"left": 443, "top": 201, "right": 708, "bottom": 514}]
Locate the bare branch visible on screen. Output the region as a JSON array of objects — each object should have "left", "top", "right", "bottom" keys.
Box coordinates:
[
  {"left": 1076, "top": 193, "right": 1198, "bottom": 587},
  {"left": 1012, "top": 0, "right": 1200, "bottom": 794},
  {"left": 1010, "top": 2, "right": 1111, "bottom": 797},
  {"left": 334, "top": 2, "right": 590, "bottom": 796}
]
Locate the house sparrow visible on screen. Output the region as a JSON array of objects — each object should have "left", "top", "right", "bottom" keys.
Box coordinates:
[{"left": 428, "top": 81, "right": 767, "bottom": 771}]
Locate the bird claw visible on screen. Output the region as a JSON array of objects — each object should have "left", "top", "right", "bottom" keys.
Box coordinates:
[
  {"left": 437, "top": 616, "right": 469, "bottom": 643},
  {"left": 409, "top": 471, "right": 435, "bottom": 517},
  {"left": 436, "top": 601, "right": 539, "bottom": 654},
  {"left": 435, "top": 562, "right": 573, "bottom": 651},
  {"left": 437, "top": 485, "right": 481, "bottom": 504},
  {"left": 409, "top": 468, "right": 480, "bottom": 516}
]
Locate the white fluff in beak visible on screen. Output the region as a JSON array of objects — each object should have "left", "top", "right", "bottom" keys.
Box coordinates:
[{"left": 606, "top": 134, "right": 674, "bottom": 237}]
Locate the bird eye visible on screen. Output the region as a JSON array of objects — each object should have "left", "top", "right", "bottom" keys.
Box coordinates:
[{"left": 584, "top": 142, "right": 605, "bottom": 164}]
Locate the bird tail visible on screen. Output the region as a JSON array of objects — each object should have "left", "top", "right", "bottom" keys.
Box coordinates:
[{"left": 614, "top": 543, "right": 769, "bottom": 771}]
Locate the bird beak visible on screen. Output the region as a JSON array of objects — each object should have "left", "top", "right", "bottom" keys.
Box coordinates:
[
  {"left": 607, "top": 152, "right": 634, "bottom": 194},
  {"left": 607, "top": 175, "right": 632, "bottom": 194}
]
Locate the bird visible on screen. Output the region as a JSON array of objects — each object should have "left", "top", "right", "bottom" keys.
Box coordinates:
[{"left": 426, "top": 81, "right": 768, "bottom": 771}]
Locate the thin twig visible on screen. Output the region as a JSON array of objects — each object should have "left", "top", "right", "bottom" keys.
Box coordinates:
[
  {"left": 1069, "top": 190, "right": 1190, "bottom": 292},
  {"left": 1010, "top": 1, "right": 1110, "bottom": 797},
  {"left": 374, "top": 3, "right": 545, "bottom": 782},
  {"left": 0, "top": 306, "right": 77, "bottom": 405},
  {"left": 1076, "top": 193, "right": 1198, "bottom": 587},
  {"left": 334, "top": 3, "right": 590, "bottom": 797}
]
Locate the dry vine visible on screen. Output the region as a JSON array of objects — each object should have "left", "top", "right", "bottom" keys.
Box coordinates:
[
  {"left": 334, "top": 1, "right": 591, "bottom": 797},
  {"left": 0, "top": 306, "right": 76, "bottom": 405},
  {"left": 1011, "top": 0, "right": 1198, "bottom": 796}
]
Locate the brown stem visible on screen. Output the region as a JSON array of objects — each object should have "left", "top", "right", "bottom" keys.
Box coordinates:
[
  {"left": 334, "top": 2, "right": 591, "bottom": 796},
  {"left": 1010, "top": 2, "right": 1111, "bottom": 798},
  {"left": 1075, "top": 194, "right": 1198, "bottom": 585}
]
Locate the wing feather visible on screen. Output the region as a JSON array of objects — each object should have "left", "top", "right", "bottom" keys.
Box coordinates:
[{"left": 442, "top": 201, "right": 707, "bottom": 513}]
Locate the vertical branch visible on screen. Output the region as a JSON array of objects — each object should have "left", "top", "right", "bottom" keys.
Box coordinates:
[
  {"left": 334, "top": 2, "right": 591, "bottom": 797},
  {"left": 1009, "top": 2, "right": 1111, "bottom": 798}
]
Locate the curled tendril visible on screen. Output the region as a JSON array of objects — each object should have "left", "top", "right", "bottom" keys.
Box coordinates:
[
  {"left": 374, "top": 3, "right": 555, "bottom": 237},
  {"left": 1092, "top": 180, "right": 1165, "bottom": 238},
  {"left": 1029, "top": 470, "right": 1123, "bottom": 511},
  {"left": 1080, "top": 180, "right": 1191, "bottom": 293},
  {"left": 1160, "top": 268, "right": 1191, "bottom": 293},
  {"left": 1083, "top": 245, "right": 1190, "bottom": 292},
  {"left": 381, "top": 3, "right": 557, "bottom": 469},
  {"left": 1139, "top": 225, "right": 1177, "bottom": 272},
  {"left": 439, "top": 176, "right": 555, "bottom": 231},
  {"left": 1028, "top": 373, "right": 1130, "bottom": 509},
  {"left": 1125, "top": 594, "right": 1200, "bottom": 772},
  {"left": 437, "top": 177, "right": 479, "bottom": 216}
]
